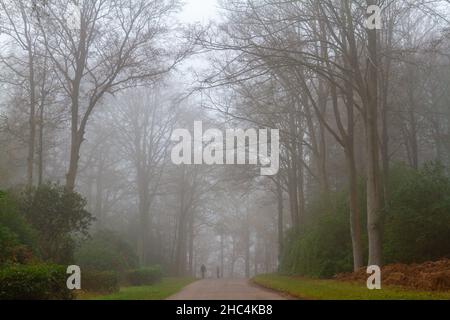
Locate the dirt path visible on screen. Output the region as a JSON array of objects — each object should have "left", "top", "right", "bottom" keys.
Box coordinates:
[{"left": 166, "top": 278, "right": 288, "bottom": 300}]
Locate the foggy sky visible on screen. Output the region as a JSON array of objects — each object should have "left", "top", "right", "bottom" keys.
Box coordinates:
[{"left": 179, "top": 0, "right": 218, "bottom": 24}]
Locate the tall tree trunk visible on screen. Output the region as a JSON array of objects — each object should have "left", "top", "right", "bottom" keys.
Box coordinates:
[
  {"left": 296, "top": 111, "right": 306, "bottom": 226},
  {"left": 316, "top": 9, "right": 330, "bottom": 195},
  {"left": 340, "top": 38, "right": 364, "bottom": 270},
  {"left": 380, "top": 14, "right": 394, "bottom": 206},
  {"left": 380, "top": 92, "right": 390, "bottom": 200},
  {"left": 254, "top": 238, "right": 258, "bottom": 276},
  {"left": 287, "top": 109, "right": 300, "bottom": 229},
  {"left": 175, "top": 167, "right": 188, "bottom": 275},
  {"left": 244, "top": 212, "right": 250, "bottom": 278},
  {"left": 27, "top": 50, "right": 36, "bottom": 188},
  {"left": 137, "top": 171, "right": 151, "bottom": 266},
  {"left": 276, "top": 177, "right": 284, "bottom": 264},
  {"left": 346, "top": 148, "right": 364, "bottom": 270},
  {"left": 366, "top": 1, "right": 383, "bottom": 266},
  {"left": 407, "top": 107, "right": 419, "bottom": 169},
  {"left": 188, "top": 212, "right": 195, "bottom": 276},
  {"left": 66, "top": 96, "right": 81, "bottom": 191},
  {"left": 66, "top": 138, "right": 82, "bottom": 191},
  {"left": 287, "top": 160, "right": 299, "bottom": 229},
  {"left": 37, "top": 105, "right": 44, "bottom": 186},
  {"left": 264, "top": 240, "right": 271, "bottom": 273},
  {"left": 317, "top": 98, "right": 330, "bottom": 194},
  {"left": 220, "top": 233, "right": 224, "bottom": 278},
  {"left": 95, "top": 160, "right": 104, "bottom": 227},
  {"left": 230, "top": 238, "right": 235, "bottom": 278},
  {"left": 138, "top": 205, "right": 149, "bottom": 266}
]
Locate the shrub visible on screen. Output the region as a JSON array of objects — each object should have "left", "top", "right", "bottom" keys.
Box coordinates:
[
  {"left": 126, "top": 266, "right": 163, "bottom": 286},
  {"left": 18, "top": 184, "right": 95, "bottom": 264},
  {"left": 0, "top": 226, "right": 19, "bottom": 265},
  {"left": 75, "top": 230, "right": 138, "bottom": 274},
  {"left": 0, "top": 264, "right": 74, "bottom": 300},
  {"left": 0, "top": 227, "right": 34, "bottom": 265},
  {"left": 280, "top": 191, "right": 356, "bottom": 278},
  {"left": 81, "top": 270, "right": 119, "bottom": 293},
  {"left": 0, "top": 191, "right": 37, "bottom": 265},
  {"left": 280, "top": 162, "right": 450, "bottom": 278},
  {"left": 383, "top": 163, "right": 450, "bottom": 263}
]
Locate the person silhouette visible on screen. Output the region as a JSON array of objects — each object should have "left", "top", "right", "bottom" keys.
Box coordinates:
[
  {"left": 216, "top": 266, "right": 220, "bottom": 279},
  {"left": 201, "top": 264, "right": 207, "bottom": 279}
]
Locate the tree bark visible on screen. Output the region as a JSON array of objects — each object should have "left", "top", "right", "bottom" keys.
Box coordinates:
[
  {"left": 188, "top": 212, "right": 195, "bottom": 276},
  {"left": 366, "top": 1, "right": 383, "bottom": 266},
  {"left": 220, "top": 232, "right": 224, "bottom": 278},
  {"left": 276, "top": 176, "right": 284, "bottom": 264},
  {"left": 346, "top": 148, "right": 364, "bottom": 270},
  {"left": 27, "top": 48, "right": 36, "bottom": 188},
  {"left": 244, "top": 211, "right": 250, "bottom": 278},
  {"left": 95, "top": 160, "right": 104, "bottom": 227},
  {"left": 37, "top": 104, "right": 44, "bottom": 186},
  {"left": 175, "top": 166, "right": 188, "bottom": 275}
]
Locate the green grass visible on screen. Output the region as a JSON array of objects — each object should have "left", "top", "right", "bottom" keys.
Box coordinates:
[
  {"left": 252, "top": 274, "right": 450, "bottom": 300},
  {"left": 78, "top": 277, "right": 196, "bottom": 300}
]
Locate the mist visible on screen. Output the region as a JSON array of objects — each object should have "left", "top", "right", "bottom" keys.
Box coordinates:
[{"left": 0, "top": 0, "right": 449, "bottom": 301}]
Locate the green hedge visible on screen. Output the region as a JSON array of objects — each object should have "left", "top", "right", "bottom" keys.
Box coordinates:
[
  {"left": 126, "top": 266, "right": 163, "bottom": 286},
  {"left": 0, "top": 264, "right": 74, "bottom": 300},
  {"left": 82, "top": 270, "right": 119, "bottom": 293}
]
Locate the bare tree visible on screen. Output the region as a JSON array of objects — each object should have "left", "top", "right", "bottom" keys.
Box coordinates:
[
  {"left": 109, "top": 87, "right": 177, "bottom": 265},
  {"left": 36, "top": 0, "right": 186, "bottom": 190},
  {"left": 0, "top": 0, "right": 46, "bottom": 186}
]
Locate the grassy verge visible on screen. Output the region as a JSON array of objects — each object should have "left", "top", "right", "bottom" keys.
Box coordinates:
[
  {"left": 77, "top": 277, "right": 196, "bottom": 300},
  {"left": 252, "top": 274, "right": 450, "bottom": 300}
]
